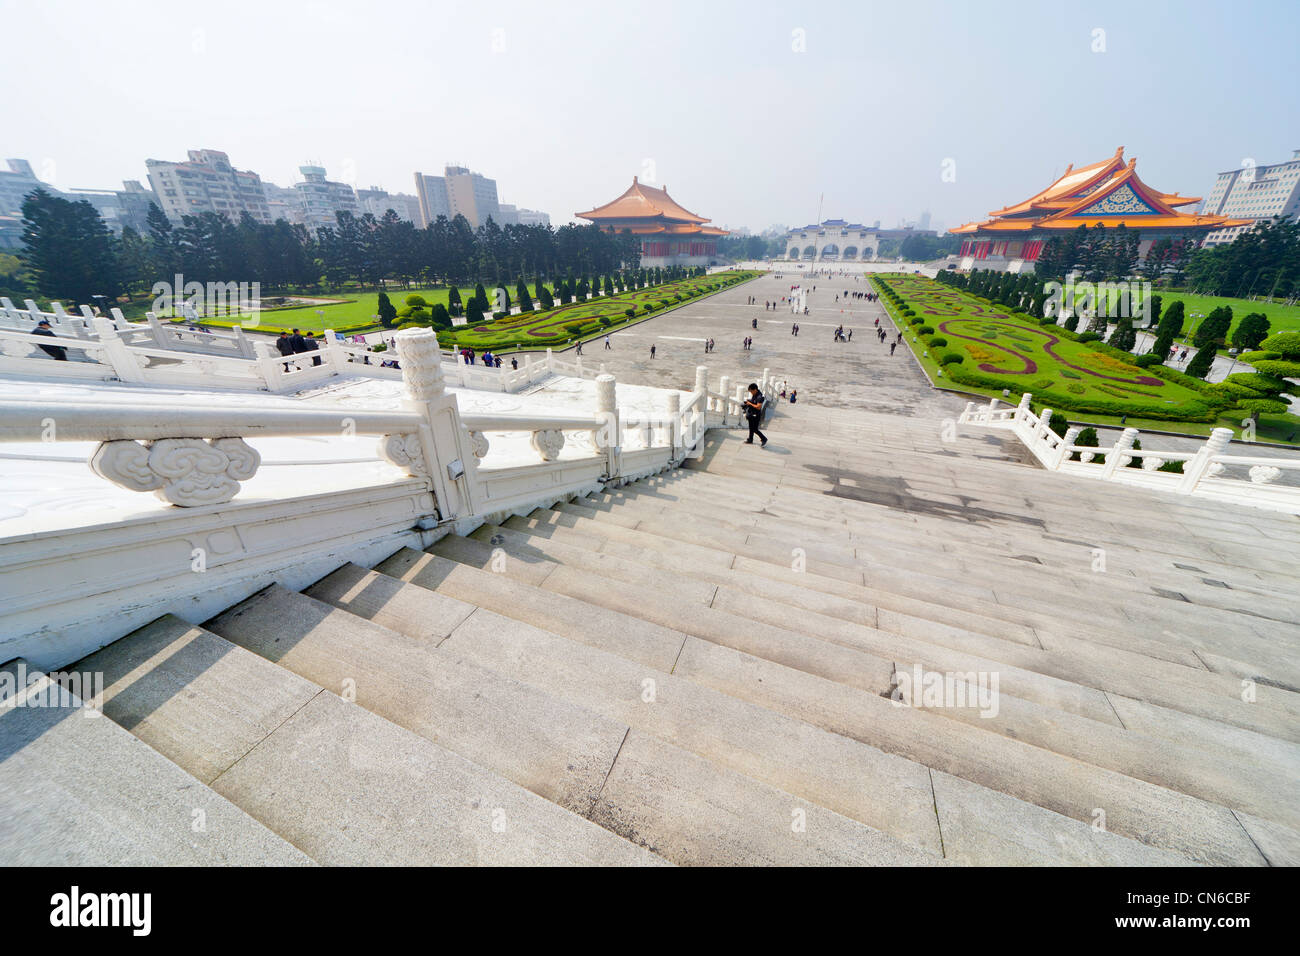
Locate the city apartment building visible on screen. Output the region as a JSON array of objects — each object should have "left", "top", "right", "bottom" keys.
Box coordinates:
[
  {"left": 290, "top": 165, "right": 359, "bottom": 230},
  {"left": 145, "top": 149, "right": 272, "bottom": 224},
  {"left": 414, "top": 165, "right": 500, "bottom": 228},
  {"left": 1202, "top": 149, "right": 1300, "bottom": 246}
]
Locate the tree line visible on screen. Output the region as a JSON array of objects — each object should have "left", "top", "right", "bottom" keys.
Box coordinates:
[
  {"left": 1032, "top": 218, "right": 1299, "bottom": 299},
  {"left": 12, "top": 189, "right": 646, "bottom": 306}
]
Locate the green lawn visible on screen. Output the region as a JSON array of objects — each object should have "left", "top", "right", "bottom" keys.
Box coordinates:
[
  {"left": 875, "top": 273, "right": 1300, "bottom": 445},
  {"left": 1146, "top": 291, "right": 1300, "bottom": 344},
  {"left": 117, "top": 285, "right": 552, "bottom": 334}
]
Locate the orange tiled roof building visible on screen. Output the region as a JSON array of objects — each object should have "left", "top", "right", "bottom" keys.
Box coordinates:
[
  {"left": 949, "top": 147, "right": 1251, "bottom": 271},
  {"left": 577, "top": 177, "right": 727, "bottom": 267}
]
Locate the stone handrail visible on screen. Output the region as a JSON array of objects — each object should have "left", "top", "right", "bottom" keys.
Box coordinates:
[
  {"left": 1, "top": 298, "right": 256, "bottom": 358},
  {"left": 958, "top": 392, "right": 1300, "bottom": 511},
  {"left": 2, "top": 328, "right": 782, "bottom": 519}
]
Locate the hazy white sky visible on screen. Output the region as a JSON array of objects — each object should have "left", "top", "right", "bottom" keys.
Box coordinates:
[{"left": 3, "top": 0, "right": 1297, "bottom": 233}]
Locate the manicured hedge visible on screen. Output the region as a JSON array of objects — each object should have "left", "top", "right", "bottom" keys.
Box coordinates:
[{"left": 941, "top": 361, "right": 1219, "bottom": 421}]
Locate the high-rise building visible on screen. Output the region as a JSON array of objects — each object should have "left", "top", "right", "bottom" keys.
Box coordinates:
[
  {"left": 1202, "top": 150, "right": 1300, "bottom": 247},
  {"left": 414, "top": 165, "right": 501, "bottom": 228},
  {"left": 1, "top": 159, "right": 62, "bottom": 218},
  {"left": 145, "top": 149, "right": 272, "bottom": 224},
  {"left": 290, "top": 165, "right": 359, "bottom": 230},
  {"left": 2, "top": 159, "right": 62, "bottom": 247},
  {"left": 261, "top": 181, "right": 298, "bottom": 224},
  {"left": 515, "top": 208, "right": 551, "bottom": 227},
  {"left": 355, "top": 186, "right": 422, "bottom": 223},
  {"left": 66, "top": 180, "right": 160, "bottom": 235},
  {"left": 413, "top": 171, "right": 450, "bottom": 228},
  {"left": 485, "top": 203, "right": 550, "bottom": 228}
]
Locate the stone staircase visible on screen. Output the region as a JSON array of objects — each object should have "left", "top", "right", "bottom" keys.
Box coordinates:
[{"left": 4, "top": 401, "right": 1298, "bottom": 866}]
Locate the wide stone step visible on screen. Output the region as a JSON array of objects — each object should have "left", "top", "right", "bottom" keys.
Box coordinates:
[
  {"left": 0, "top": 661, "right": 311, "bottom": 866},
  {"left": 340, "top": 560, "right": 1190, "bottom": 865},
  {"left": 627, "top": 472, "right": 1300, "bottom": 612},
  {"left": 206, "top": 584, "right": 628, "bottom": 817},
  {"left": 508, "top": 506, "right": 1300, "bottom": 743},
  {"left": 587, "top": 477, "right": 1298, "bottom": 632},
  {"left": 687, "top": 438, "right": 1300, "bottom": 580},
  {"left": 689, "top": 424, "right": 1300, "bottom": 550},
  {"left": 671, "top": 638, "right": 1280, "bottom": 865},
  {"left": 433, "top": 529, "right": 1299, "bottom": 824},
  {"left": 259, "top": 570, "right": 926, "bottom": 865},
  {"left": 556, "top": 490, "right": 1300, "bottom": 689},
  {"left": 590, "top": 478, "right": 1300, "bottom": 678},
  {"left": 503, "top": 501, "right": 1283, "bottom": 701},
  {"left": 69, "top": 615, "right": 659, "bottom": 866},
  {"left": 442, "top": 529, "right": 1112, "bottom": 722},
  {"left": 667, "top": 459, "right": 1300, "bottom": 578},
  {"left": 473, "top": 517, "right": 1300, "bottom": 767}
]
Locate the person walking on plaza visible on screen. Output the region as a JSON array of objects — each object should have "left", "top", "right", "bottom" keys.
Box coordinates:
[
  {"left": 890, "top": 341, "right": 897, "bottom": 356},
  {"left": 275, "top": 331, "right": 294, "bottom": 371},
  {"left": 650, "top": 344, "right": 656, "bottom": 358},
  {"left": 742, "top": 383, "right": 767, "bottom": 447},
  {"left": 604, "top": 335, "right": 612, "bottom": 350}
]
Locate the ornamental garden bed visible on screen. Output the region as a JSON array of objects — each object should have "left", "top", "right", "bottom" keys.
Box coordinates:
[
  {"left": 876, "top": 274, "right": 1300, "bottom": 444},
  {"left": 433, "top": 271, "right": 759, "bottom": 352}
]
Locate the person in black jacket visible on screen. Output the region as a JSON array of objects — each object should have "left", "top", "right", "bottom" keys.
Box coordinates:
[
  {"left": 32, "top": 319, "right": 68, "bottom": 360},
  {"left": 288, "top": 328, "right": 308, "bottom": 357},
  {"left": 742, "top": 383, "right": 767, "bottom": 446},
  {"left": 275, "top": 331, "right": 294, "bottom": 371},
  {"left": 304, "top": 332, "right": 322, "bottom": 366}
]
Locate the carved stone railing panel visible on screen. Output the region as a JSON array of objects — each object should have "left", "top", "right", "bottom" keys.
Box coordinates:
[
  {"left": 377, "top": 433, "right": 430, "bottom": 478},
  {"left": 90, "top": 436, "right": 261, "bottom": 506},
  {"left": 530, "top": 429, "right": 565, "bottom": 462}
]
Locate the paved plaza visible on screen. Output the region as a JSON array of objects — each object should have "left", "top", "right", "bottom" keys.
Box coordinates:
[
  {"left": 553, "top": 268, "right": 969, "bottom": 421},
  {"left": 563, "top": 269, "right": 1300, "bottom": 485}
]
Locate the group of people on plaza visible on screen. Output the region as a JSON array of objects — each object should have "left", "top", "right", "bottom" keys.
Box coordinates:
[
  {"left": 275, "top": 329, "right": 322, "bottom": 370},
  {"left": 458, "top": 346, "right": 505, "bottom": 368}
]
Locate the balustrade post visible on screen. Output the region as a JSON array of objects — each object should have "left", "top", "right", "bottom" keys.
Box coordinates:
[
  {"left": 1055, "top": 426, "right": 1081, "bottom": 470},
  {"left": 88, "top": 315, "right": 145, "bottom": 383},
  {"left": 252, "top": 339, "right": 286, "bottom": 392},
  {"left": 545, "top": 347, "right": 554, "bottom": 372},
  {"left": 961, "top": 401, "right": 976, "bottom": 424},
  {"left": 1177, "top": 427, "right": 1234, "bottom": 495},
  {"left": 1100, "top": 427, "right": 1139, "bottom": 479},
  {"left": 595, "top": 372, "right": 621, "bottom": 479},
  {"left": 322, "top": 328, "right": 347, "bottom": 374},
  {"left": 1015, "top": 392, "right": 1033, "bottom": 422},
  {"left": 718, "top": 375, "right": 731, "bottom": 423},
  {"left": 394, "top": 328, "right": 475, "bottom": 520},
  {"left": 231, "top": 324, "right": 254, "bottom": 358},
  {"left": 1036, "top": 408, "right": 1053, "bottom": 444},
  {"left": 666, "top": 391, "right": 682, "bottom": 458}
]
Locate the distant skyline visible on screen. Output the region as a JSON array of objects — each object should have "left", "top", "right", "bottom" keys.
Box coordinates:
[{"left": 3, "top": 0, "right": 1297, "bottom": 234}]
